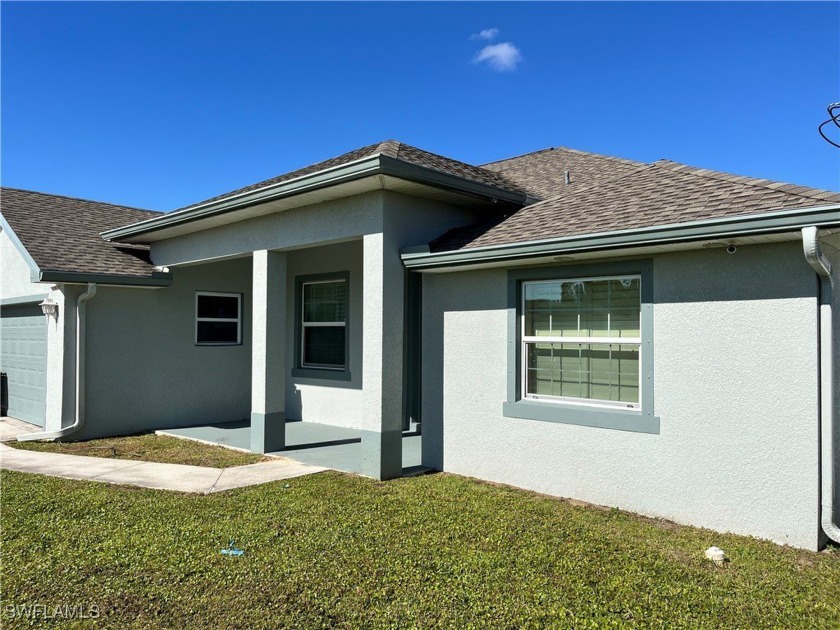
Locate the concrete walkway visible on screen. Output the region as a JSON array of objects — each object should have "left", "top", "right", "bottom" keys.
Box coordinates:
[
  {"left": 0, "top": 442, "right": 328, "bottom": 493},
  {"left": 0, "top": 416, "right": 41, "bottom": 441}
]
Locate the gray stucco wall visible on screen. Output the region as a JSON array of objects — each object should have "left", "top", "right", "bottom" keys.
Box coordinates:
[
  {"left": 80, "top": 257, "right": 253, "bottom": 438},
  {"left": 145, "top": 190, "right": 485, "bottom": 434},
  {"left": 1, "top": 230, "right": 38, "bottom": 299},
  {"left": 1, "top": 229, "right": 73, "bottom": 432},
  {"left": 150, "top": 192, "right": 388, "bottom": 267},
  {"left": 421, "top": 241, "right": 823, "bottom": 549},
  {"left": 285, "top": 240, "right": 363, "bottom": 428}
]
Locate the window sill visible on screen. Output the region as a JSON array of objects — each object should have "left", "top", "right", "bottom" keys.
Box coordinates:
[
  {"left": 291, "top": 367, "right": 352, "bottom": 382},
  {"left": 502, "top": 399, "right": 659, "bottom": 434}
]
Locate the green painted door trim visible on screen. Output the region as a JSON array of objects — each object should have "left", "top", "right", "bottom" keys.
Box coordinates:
[
  {"left": 401, "top": 270, "right": 422, "bottom": 430},
  {"left": 504, "top": 258, "right": 659, "bottom": 434}
]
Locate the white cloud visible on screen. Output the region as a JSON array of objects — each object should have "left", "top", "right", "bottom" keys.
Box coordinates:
[
  {"left": 474, "top": 42, "right": 523, "bottom": 72},
  {"left": 470, "top": 28, "right": 499, "bottom": 41}
]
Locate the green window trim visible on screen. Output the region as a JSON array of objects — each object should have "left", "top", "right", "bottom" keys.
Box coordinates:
[
  {"left": 505, "top": 260, "right": 659, "bottom": 434},
  {"left": 292, "top": 271, "right": 351, "bottom": 382}
]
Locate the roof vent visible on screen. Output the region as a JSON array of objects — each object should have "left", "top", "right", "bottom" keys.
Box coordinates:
[{"left": 564, "top": 170, "right": 571, "bottom": 185}]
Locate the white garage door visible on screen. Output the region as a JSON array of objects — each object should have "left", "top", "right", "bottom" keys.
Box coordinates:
[{"left": 1, "top": 303, "right": 47, "bottom": 426}]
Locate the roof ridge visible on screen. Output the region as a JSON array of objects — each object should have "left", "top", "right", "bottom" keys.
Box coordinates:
[
  {"left": 482, "top": 145, "right": 646, "bottom": 168},
  {"left": 481, "top": 147, "right": 558, "bottom": 166},
  {"left": 652, "top": 160, "right": 840, "bottom": 203},
  {"left": 0, "top": 186, "right": 162, "bottom": 215}
]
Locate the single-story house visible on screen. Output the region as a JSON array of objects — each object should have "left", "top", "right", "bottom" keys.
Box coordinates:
[{"left": 1, "top": 140, "right": 839, "bottom": 550}]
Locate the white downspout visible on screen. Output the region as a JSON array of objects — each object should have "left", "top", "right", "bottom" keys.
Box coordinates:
[
  {"left": 802, "top": 227, "right": 840, "bottom": 544},
  {"left": 18, "top": 283, "right": 97, "bottom": 442}
]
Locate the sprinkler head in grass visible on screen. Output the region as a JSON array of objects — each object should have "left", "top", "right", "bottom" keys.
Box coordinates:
[{"left": 220, "top": 539, "right": 244, "bottom": 557}]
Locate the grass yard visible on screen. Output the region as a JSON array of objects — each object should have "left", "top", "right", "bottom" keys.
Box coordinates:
[
  {"left": 2, "top": 470, "right": 839, "bottom": 629},
  {"left": 9, "top": 433, "right": 267, "bottom": 468}
]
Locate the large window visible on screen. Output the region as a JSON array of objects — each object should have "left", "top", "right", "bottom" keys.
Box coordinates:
[
  {"left": 195, "top": 292, "right": 241, "bottom": 345},
  {"left": 504, "top": 261, "right": 657, "bottom": 434},
  {"left": 522, "top": 276, "right": 641, "bottom": 408},
  {"left": 300, "top": 278, "right": 347, "bottom": 370}
]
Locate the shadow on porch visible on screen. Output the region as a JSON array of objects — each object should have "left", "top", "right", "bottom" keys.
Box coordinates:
[{"left": 157, "top": 420, "right": 423, "bottom": 476}]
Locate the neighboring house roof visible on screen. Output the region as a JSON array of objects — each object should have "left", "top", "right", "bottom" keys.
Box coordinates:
[
  {"left": 0, "top": 187, "right": 168, "bottom": 283},
  {"left": 181, "top": 139, "right": 527, "bottom": 211},
  {"left": 482, "top": 146, "right": 648, "bottom": 200},
  {"left": 429, "top": 159, "right": 840, "bottom": 252}
]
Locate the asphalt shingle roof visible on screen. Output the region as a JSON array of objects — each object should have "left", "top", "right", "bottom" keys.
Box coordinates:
[
  {"left": 482, "top": 146, "right": 647, "bottom": 200},
  {"left": 182, "top": 139, "right": 526, "bottom": 210},
  {"left": 6, "top": 142, "right": 839, "bottom": 274},
  {"left": 430, "top": 159, "right": 840, "bottom": 251},
  {"left": 1, "top": 188, "right": 162, "bottom": 277}
]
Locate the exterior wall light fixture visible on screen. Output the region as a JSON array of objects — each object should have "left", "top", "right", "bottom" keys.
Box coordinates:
[{"left": 39, "top": 297, "right": 59, "bottom": 321}]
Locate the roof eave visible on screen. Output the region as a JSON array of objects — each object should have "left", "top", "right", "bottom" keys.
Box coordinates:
[
  {"left": 402, "top": 204, "right": 840, "bottom": 270},
  {"left": 33, "top": 269, "right": 173, "bottom": 287},
  {"left": 102, "top": 155, "right": 528, "bottom": 243}
]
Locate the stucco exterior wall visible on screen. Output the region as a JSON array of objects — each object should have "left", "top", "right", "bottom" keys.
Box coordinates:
[
  {"left": 1, "top": 230, "right": 38, "bottom": 299},
  {"left": 80, "top": 257, "right": 253, "bottom": 438},
  {"left": 146, "top": 190, "right": 484, "bottom": 435},
  {"left": 1, "top": 229, "right": 72, "bottom": 431},
  {"left": 285, "top": 241, "right": 363, "bottom": 428},
  {"left": 150, "top": 191, "right": 387, "bottom": 268},
  {"left": 422, "top": 241, "right": 823, "bottom": 549}
]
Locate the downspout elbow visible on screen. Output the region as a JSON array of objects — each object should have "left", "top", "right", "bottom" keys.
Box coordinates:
[
  {"left": 18, "top": 283, "right": 97, "bottom": 442},
  {"left": 803, "top": 226, "right": 833, "bottom": 284}
]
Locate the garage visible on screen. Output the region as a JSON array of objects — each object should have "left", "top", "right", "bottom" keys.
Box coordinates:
[{"left": 1, "top": 303, "right": 47, "bottom": 426}]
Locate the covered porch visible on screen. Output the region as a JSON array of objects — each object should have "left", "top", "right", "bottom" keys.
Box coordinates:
[{"left": 158, "top": 420, "right": 423, "bottom": 475}]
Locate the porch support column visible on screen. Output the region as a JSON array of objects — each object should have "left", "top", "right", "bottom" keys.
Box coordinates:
[
  {"left": 250, "top": 249, "right": 286, "bottom": 454},
  {"left": 361, "top": 233, "right": 404, "bottom": 480}
]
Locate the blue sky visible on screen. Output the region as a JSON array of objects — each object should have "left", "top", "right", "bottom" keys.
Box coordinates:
[{"left": 2, "top": 2, "right": 838, "bottom": 211}]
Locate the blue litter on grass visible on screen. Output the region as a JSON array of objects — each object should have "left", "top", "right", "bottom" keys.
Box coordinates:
[{"left": 220, "top": 540, "right": 244, "bottom": 556}]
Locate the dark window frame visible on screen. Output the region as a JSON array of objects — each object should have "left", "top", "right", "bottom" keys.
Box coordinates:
[{"left": 195, "top": 291, "right": 243, "bottom": 346}]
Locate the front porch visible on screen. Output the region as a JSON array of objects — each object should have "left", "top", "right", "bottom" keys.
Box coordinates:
[{"left": 158, "top": 420, "right": 423, "bottom": 476}]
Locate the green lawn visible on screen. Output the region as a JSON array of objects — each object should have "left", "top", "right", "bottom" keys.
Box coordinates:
[
  {"left": 2, "top": 470, "right": 838, "bottom": 629},
  {"left": 9, "top": 434, "right": 267, "bottom": 468}
]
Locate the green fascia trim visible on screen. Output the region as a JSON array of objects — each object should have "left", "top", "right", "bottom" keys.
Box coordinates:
[
  {"left": 505, "top": 260, "right": 658, "bottom": 434},
  {"left": 34, "top": 270, "right": 173, "bottom": 287},
  {"left": 376, "top": 155, "right": 526, "bottom": 206},
  {"left": 101, "top": 155, "right": 527, "bottom": 243},
  {"left": 293, "top": 270, "right": 351, "bottom": 381},
  {"left": 1, "top": 293, "right": 49, "bottom": 307},
  {"left": 402, "top": 204, "right": 840, "bottom": 269},
  {"left": 0, "top": 214, "right": 41, "bottom": 277}
]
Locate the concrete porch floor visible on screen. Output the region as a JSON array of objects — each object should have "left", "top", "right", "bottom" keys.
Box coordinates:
[{"left": 158, "top": 420, "right": 422, "bottom": 476}]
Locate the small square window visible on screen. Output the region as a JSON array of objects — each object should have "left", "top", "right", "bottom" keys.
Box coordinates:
[{"left": 196, "top": 292, "right": 241, "bottom": 345}]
